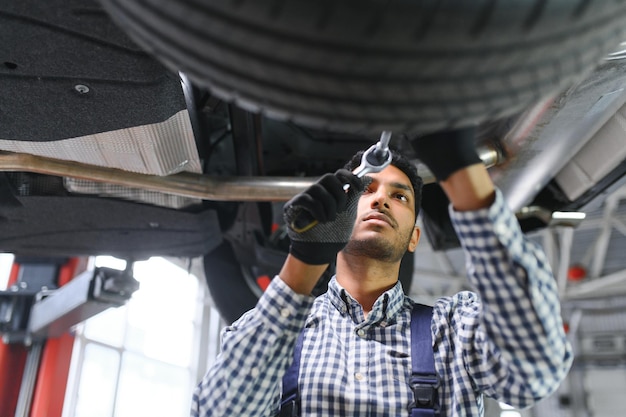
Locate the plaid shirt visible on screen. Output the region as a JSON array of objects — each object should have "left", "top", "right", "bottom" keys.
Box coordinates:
[{"left": 192, "top": 190, "right": 573, "bottom": 417}]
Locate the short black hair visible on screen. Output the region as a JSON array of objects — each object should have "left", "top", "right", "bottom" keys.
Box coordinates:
[{"left": 344, "top": 149, "right": 423, "bottom": 215}]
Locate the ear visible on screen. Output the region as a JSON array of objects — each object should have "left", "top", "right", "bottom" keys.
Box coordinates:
[{"left": 407, "top": 226, "right": 420, "bottom": 253}]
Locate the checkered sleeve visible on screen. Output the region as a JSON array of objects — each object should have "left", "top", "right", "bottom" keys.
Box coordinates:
[
  {"left": 449, "top": 189, "right": 573, "bottom": 408},
  {"left": 191, "top": 276, "right": 314, "bottom": 417}
]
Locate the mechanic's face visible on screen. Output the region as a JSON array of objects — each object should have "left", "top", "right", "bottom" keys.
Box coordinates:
[{"left": 343, "top": 165, "right": 420, "bottom": 262}]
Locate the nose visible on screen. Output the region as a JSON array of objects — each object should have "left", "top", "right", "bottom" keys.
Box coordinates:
[{"left": 370, "top": 187, "right": 390, "bottom": 209}]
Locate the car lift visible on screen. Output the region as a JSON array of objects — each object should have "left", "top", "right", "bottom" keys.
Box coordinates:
[{"left": 0, "top": 257, "right": 139, "bottom": 417}]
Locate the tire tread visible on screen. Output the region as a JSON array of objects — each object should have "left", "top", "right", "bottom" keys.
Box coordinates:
[{"left": 101, "top": 0, "right": 626, "bottom": 132}]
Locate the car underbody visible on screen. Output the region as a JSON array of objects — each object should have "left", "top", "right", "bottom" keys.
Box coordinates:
[{"left": 3, "top": 1, "right": 626, "bottom": 416}]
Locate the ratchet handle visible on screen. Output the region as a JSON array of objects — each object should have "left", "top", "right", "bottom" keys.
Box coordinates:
[
  {"left": 366, "top": 146, "right": 391, "bottom": 167},
  {"left": 289, "top": 131, "right": 392, "bottom": 234}
]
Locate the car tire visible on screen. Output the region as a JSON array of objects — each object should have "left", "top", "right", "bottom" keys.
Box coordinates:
[
  {"left": 101, "top": 0, "right": 626, "bottom": 133},
  {"left": 203, "top": 239, "right": 260, "bottom": 325}
]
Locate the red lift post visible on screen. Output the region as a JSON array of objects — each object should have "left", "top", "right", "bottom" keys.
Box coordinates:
[
  {"left": 0, "top": 263, "right": 28, "bottom": 417},
  {"left": 0, "top": 257, "right": 138, "bottom": 417}
]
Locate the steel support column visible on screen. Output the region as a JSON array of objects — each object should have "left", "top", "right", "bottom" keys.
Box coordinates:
[{"left": 29, "top": 258, "right": 86, "bottom": 417}]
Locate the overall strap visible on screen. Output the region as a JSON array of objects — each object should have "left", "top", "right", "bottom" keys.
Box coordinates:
[
  {"left": 410, "top": 304, "right": 439, "bottom": 417},
  {"left": 278, "top": 304, "right": 439, "bottom": 417},
  {"left": 278, "top": 330, "right": 304, "bottom": 417}
]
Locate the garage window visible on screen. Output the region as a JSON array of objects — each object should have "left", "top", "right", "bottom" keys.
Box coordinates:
[
  {"left": 0, "top": 254, "right": 14, "bottom": 289},
  {"left": 62, "top": 256, "right": 219, "bottom": 417}
]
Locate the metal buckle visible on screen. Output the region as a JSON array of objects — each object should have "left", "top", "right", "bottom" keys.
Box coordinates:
[
  {"left": 278, "top": 398, "right": 299, "bottom": 417},
  {"left": 409, "top": 374, "right": 440, "bottom": 410}
]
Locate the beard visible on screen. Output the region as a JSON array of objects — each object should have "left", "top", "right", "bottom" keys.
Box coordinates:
[{"left": 342, "top": 225, "right": 414, "bottom": 263}]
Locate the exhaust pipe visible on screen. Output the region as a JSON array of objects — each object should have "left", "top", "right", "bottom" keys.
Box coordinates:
[
  {"left": 0, "top": 148, "right": 501, "bottom": 202},
  {"left": 0, "top": 151, "right": 314, "bottom": 202}
]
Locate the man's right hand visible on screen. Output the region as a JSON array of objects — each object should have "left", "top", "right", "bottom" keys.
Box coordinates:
[
  {"left": 283, "top": 169, "right": 365, "bottom": 265},
  {"left": 413, "top": 126, "right": 495, "bottom": 211},
  {"left": 413, "top": 126, "right": 482, "bottom": 182}
]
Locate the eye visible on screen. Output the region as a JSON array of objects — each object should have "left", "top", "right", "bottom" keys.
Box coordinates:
[{"left": 394, "top": 192, "right": 408, "bottom": 202}]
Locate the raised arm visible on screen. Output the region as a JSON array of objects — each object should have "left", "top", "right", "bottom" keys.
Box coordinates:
[
  {"left": 414, "top": 127, "right": 573, "bottom": 407},
  {"left": 445, "top": 186, "right": 573, "bottom": 407},
  {"left": 192, "top": 169, "right": 365, "bottom": 417}
]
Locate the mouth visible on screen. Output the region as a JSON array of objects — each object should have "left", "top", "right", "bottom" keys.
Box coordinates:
[{"left": 362, "top": 211, "right": 395, "bottom": 228}]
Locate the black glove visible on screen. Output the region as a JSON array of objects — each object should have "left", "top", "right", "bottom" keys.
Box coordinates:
[
  {"left": 413, "top": 126, "right": 482, "bottom": 181},
  {"left": 283, "top": 169, "right": 365, "bottom": 265}
]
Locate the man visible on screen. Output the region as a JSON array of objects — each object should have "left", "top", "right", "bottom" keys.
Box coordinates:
[{"left": 192, "top": 128, "right": 573, "bottom": 417}]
